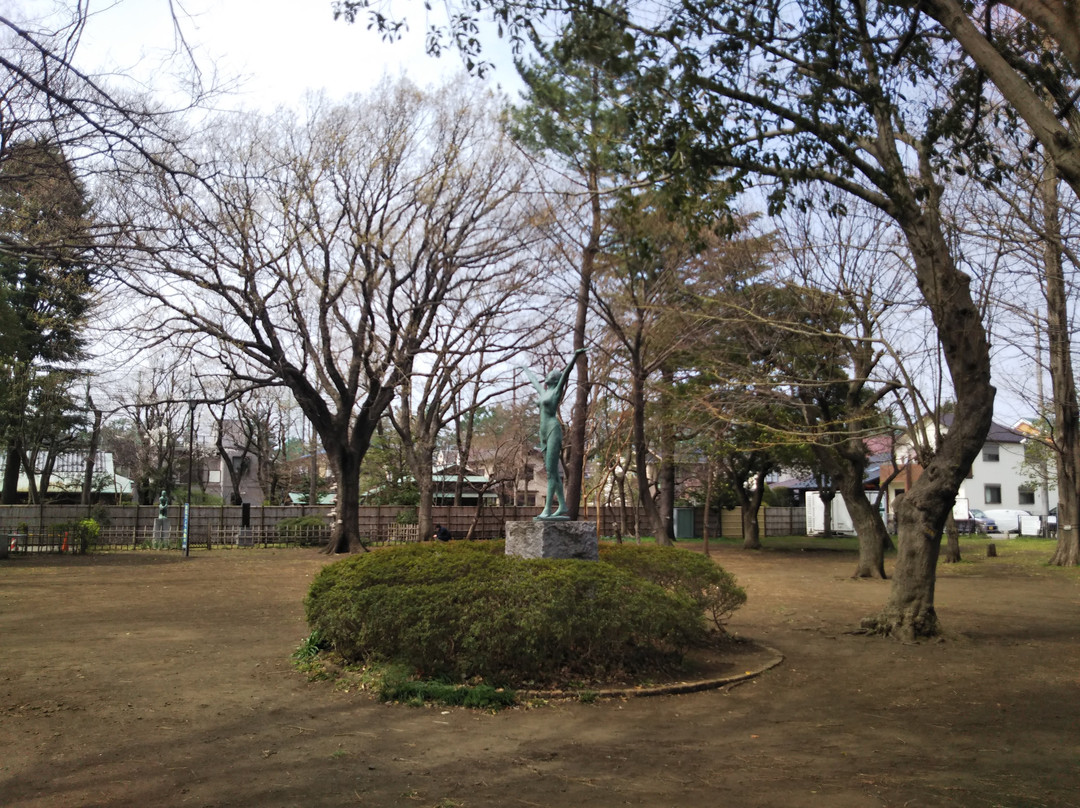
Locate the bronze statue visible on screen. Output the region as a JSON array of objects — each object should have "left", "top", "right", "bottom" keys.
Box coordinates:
[{"left": 521, "top": 349, "right": 585, "bottom": 520}]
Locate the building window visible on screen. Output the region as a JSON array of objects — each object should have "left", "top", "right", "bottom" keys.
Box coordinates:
[
  {"left": 985, "top": 484, "right": 1002, "bottom": 504},
  {"left": 1018, "top": 488, "right": 1036, "bottom": 506},
  {"left": 983, "top": 445, "right": 999, "bottom": 462}
]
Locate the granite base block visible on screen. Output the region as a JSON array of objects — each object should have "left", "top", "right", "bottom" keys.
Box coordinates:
[{"left": 505, "top": 520, "right": 599, "bottom": 561}]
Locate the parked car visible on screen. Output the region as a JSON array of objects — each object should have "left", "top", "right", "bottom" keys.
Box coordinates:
[
  {"left": 969, "top": 509, "right": 997, "bottom": 533},
  {"left": 982, "top": 509, "right": 1032, "bottom": 534}
]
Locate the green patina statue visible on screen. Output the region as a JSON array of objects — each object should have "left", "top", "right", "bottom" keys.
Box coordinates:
[{"left": 521, "top": 349, "right": 586, "bottom": 520}]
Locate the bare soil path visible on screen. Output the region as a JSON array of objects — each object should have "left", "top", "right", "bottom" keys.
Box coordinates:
[{"left": 1, "top": 543, "right": 1078, "bottom": 807}]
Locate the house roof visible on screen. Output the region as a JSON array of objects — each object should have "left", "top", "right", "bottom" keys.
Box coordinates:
[
  {"left": 772, "top": 464, "right": 881, "bottom": 491},
  {"left": 288, "top": 492, "right": 336, "bottom": 505},
  {"left": 0, "top": 451, "right": 132, "bottom": 494},
  {"left": 941, "top": 413, "right": 1025, "bottom": 444}
]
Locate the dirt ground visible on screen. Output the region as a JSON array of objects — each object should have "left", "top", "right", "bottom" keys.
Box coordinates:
[{"left": 2, "top": 541, "right": 1078, "bottom": 808}]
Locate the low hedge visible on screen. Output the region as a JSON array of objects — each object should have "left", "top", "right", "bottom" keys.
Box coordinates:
[
  {"left": 599, "top": 543, "right": 746, "bottom": 630},
  {"left": 304, "top": 541, "right": 745, "bottom": 686}
]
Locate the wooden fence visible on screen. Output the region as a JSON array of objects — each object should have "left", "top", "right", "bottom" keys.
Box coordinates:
[{"left": 0, "top": 503, "right": 807, "bottom": 554}]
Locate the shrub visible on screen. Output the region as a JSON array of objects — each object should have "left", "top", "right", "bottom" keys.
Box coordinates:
[
  {"left": 305, "top": 541, "right": 745, "bottom": 687},
  {"left": 277, "top": 516, "right": 328, "bottom": 543},
  {"left": 598, "top": 544, "right": 747, "bottom": 630},
  {"left": 50, "top": 518, "right": 100, "bottom": 553},
  {"left": 394, "top": 506, "right": 418, "bottom": 525}
]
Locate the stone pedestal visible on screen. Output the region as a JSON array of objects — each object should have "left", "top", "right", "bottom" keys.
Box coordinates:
[
  {"left": 152, "top": 517, "right": 171, "bottom": 549},
  {"left": 505, "top": 520, "right": 599, "bottom": 561}
]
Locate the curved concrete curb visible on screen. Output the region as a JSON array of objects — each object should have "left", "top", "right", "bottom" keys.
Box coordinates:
[{"left": 519, "top": 644, "right": 785, "bottom": 701}]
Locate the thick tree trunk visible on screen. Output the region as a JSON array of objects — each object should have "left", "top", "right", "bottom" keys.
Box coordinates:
[
  {"left": 820, "top": 444, "right": 889, "bottom": 578},
  {"left": 740, "top": 470, "right": 767, "bottom": 550},
  {"left": 819, "top": 489, "right": 835, "bottom": 538},
  {"left": 741, "top": 499, "right": 761, "bottom": 549},
  {"left": 943, "top": 512, "right": 962, "bottom": 563},
  {"left": 844, "top": 485, "right": 889, "bottom": 579},
  {"left": 2, "top": 443, "right": 21, "bottom": 504},
  {"left": 40, "top": 449, "right": 57, "bottom": 501},
  {"left": 863, "top": 207, "right": 994, "bottom": 638},
  {"left": 1041, "top": 163, "right": 1080, "bottom": 566},
  {"left": 864, "top": 495, "right": 943, "bottom": 638},
  {"left": 326, "top": 447, "right": 367, "bottom": 554}
]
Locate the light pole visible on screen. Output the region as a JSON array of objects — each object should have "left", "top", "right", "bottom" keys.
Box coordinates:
[{"left": 184, "top": 399, "right": 196, "bottom": 557}]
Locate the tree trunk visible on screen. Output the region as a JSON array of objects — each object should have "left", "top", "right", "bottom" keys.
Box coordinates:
[
  {"left": 81, "top": 406, "right": 103, "bottom": 506},
  {"left": 943, "top": 511, "right": 962, "bottom": 563},
  {"left": 631, "top": 368, "right": 672, "bottom": 544},
  {"left": 325, "top": 446, "right": 366, "bottom": 554},
  {"left": 819, "top": 488, "right": 835, "bottom": 538},
  {"left": 2, "top": 443, "right": 21, "bottom": 504},
  {"left": 565, "top": 179, "right": 598, "bottom": 521},
  {"left": 863, "top": 206, "right": 995, "bottom": 638},
  {"left": 740, "top": 470, "right": 767, "bottom": 550},
  {"left": 39, "top": 448, "right": 57, "bottom": 501},
  {"left": 741, "top": 499, "right": 760, "bottom": 549},
  {"left": 1041, "top": 161, "right": 1080, "bottom": 566},
  {"left": 416, "top": 460, "right": 435, "bottom": 542},
  {"left": 702, "top": 465, "right": 713, "bottom": 556},
  {"left": 844, "top": 483, "right": 889, "bottom": 579},
  {"left": 616, "top": 469, "right": 628, "bottom": 537},
  {"left": 20, "top": 446, "right": 39, "bottom": 504},
  {"left": 657, "top": 365, "right": 676, "bottom": 539}
]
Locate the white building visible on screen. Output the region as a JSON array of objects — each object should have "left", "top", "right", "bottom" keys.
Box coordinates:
[{"left": 884, "top": 414, "right": 1049, "bottom": 519}]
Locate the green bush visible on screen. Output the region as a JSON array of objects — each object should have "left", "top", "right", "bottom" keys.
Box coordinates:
[
  {"left": 304, "top": 541, "right": 745, "bottom": 687},
  {"left": 50, "top": 518, "right": 100, "bottom": 553},
  {"left": 394, "top": 506, "right": 418, "bottom": 525},
  {"left": 598, "top": 543, "right": 747, "bottom": 630},
  {"left": 277, "top": 515, "right": 328, "bottom": 540}
]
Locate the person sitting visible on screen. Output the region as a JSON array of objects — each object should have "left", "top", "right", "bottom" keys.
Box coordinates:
[{"left": 432, "top": 523, "right": 451, "bottom": 542}]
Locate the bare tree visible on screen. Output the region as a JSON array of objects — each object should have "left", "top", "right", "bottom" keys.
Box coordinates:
[
  {"left": 111, "top": 79, "right": 542, "bottom": 552},
  {"left": 388, "top": 271, "right": 548, "bottom": 540}
]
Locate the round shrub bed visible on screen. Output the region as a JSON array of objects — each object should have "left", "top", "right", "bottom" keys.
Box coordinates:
[{"left": 304, "top": 541, "right": 746, "bottom": 688}]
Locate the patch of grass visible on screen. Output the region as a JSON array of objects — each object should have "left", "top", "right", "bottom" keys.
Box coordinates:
[
  {"left": 378, "top": 673, "right": 517, "bottom": 710},
  {"left": 291, "top": 630, "right": 331, "bottom": 679},
  {"left": 941, "top": 536, "right": 1080, "bottom": 579}
]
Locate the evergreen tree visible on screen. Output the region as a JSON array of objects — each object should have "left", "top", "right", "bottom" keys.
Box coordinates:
[{"left": 0, "top": 140, "right": 94, "bottom": 503}]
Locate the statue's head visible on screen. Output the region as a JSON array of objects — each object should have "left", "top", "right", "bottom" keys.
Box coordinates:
[{"left": 545, "top": 370, "right": 561, "bottom": 387}]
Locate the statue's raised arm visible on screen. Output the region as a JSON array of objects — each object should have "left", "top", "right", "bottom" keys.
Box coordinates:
[{"left": 519, "top": 349, "right": 586, "bottom": 520}]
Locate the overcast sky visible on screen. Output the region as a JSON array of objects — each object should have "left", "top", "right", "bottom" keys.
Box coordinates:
[{"left": 17, "top": 0, "right": 519, "bottom": 111}]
